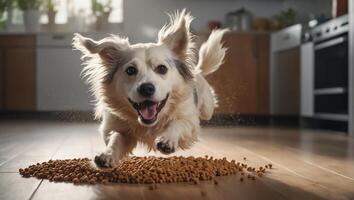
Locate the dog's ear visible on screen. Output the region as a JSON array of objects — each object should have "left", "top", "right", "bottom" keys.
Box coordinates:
[
  {"left": 158, "top": 9, "right": 194, "bottom": 60},
  {"left": 72, "top": 33, "right": 130, "bottom": 65}
]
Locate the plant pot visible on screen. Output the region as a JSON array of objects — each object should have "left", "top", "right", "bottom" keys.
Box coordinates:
[
  {"left": 96, "top": 12, "right": 110, "bottom": 31},
  {"left": 5, "top": 8, "right": 13, "bottom": 30},
  {"left": 47, "top": 11, "right": 57, "bottom": 30},
  {"left": 23, "top": 9, "right": 40, "bottom": 32}
]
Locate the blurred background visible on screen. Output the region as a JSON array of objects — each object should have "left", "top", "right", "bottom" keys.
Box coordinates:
[{"left": 0, "top": 0, "right": 353, "bottom": 136}]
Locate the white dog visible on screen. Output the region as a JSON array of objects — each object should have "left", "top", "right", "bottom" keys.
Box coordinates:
[{"left": 73, "top": 10, "right": 228, "bottom": 168}]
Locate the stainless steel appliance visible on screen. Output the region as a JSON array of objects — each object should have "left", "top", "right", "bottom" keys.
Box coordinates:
[{"left": 311, "top": 15, "right": 349, "bottom": 123}]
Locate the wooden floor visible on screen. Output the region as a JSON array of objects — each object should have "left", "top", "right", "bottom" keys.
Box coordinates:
[{"left": 0, "top": 120, "right": 353, "bottom": 200}]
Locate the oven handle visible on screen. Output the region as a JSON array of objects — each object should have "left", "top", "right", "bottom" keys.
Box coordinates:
[{"left": 315, "top": 36, "right": 347, "bottom": 50}]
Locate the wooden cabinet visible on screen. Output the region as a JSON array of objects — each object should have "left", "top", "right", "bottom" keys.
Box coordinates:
[
  {"left": 205, "top": 32, "right": 270, "bottom": 115},
  {"left": 0, "top": 35, "right": 36, "bottom": 111},
  {"left": 0, "top": 49, "right": 3, "bottom": 110}
]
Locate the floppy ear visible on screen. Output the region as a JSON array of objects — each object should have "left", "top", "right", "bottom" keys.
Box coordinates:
[
  {"left": 72, "top": 33, "right": 130, "bottom": 65},
  {"left": 158, "top": 9, "right": 194, "bottom": 60}
]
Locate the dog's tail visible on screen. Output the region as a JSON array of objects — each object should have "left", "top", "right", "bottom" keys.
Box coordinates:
[{"left": 196, "top": 29, "right": 229, "bottom": 76}]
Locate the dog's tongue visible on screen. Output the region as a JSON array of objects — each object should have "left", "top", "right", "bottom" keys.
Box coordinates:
[{"left": 139, "top": 103, "right": 157, "bottom": 120}]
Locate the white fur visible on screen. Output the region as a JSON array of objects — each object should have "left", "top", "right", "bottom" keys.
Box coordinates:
[
  {"left": 196, "top": 29, "right": 228, "bottom": 76},
  {"left": 73, "top": 9, "right": 228, "bottom": 167}
]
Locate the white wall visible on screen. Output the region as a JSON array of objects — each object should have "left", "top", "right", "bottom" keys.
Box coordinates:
[{"left": 121, "top": 0, "right": 332, "bottom": 43}]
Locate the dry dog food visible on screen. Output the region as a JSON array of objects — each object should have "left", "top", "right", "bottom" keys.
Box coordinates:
[{"left": 19, "top": 156, "right": 272, "bottom": 185}]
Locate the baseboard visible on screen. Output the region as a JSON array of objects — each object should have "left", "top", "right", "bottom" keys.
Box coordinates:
[
  {"left": 0, "top": 111, "right": 301, "bottom": 127},
  {"left": 0, "top": 111, "right": 96, "bottom": 122},
  {"left": 301, "top": 117, "right": 348, "bottom": 132},
  {"left": 202, "top": 114, "right": 299, "bottom": 127}
]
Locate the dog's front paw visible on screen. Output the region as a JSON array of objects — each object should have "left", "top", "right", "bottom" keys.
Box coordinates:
[
  {"left": 94, "top": 152, "right": 114, "bottom": 168},
  {"left": 156, "top": 138, "right": 176, "bottom": 154}
]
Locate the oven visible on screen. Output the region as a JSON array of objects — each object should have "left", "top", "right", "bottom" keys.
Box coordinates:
[{"left": 312, "top": 15, "right": 349, "bottom": 122}]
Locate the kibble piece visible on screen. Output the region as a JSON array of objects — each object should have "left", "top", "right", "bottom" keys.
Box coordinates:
[
  {"left": 240, "top": 177, "right": 244, "bottom": 182},
  {"left": 192, "top": 177, "right": 200, "bottom": 185},
  {"left": 201, "top": 190, "right": 207, "bottom": 197},
  {"left": 73, "top": 178, "right": 80, "bottom": 184}
]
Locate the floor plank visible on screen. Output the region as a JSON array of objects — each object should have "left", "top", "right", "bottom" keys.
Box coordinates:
[{"left": 0, "top": 173, "right": 41, "bottom": 200}]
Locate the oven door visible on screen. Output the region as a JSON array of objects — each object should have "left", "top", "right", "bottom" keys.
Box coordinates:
[
  {"left": 314, "top": 34, "right": 348, "bottom": 117},
  {"left": 314, "top": 34, "right": 348, "bottom": 89}
]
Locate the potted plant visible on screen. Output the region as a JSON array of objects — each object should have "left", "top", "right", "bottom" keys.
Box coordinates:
[
  {"left": 0, "top": 0, "right": 7, "bottom": 30},
  {"left": 92, "top": 0, "right": 112, "bottom": 30},
  {"left": 44, "top": 0, "right": 57, "bottom": 30},
  {"left": 16, "top": 0, "right": 42, "bottom": 32}
]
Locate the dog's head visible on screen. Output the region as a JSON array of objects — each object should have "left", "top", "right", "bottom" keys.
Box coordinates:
[{"left": 73, "top": 10, "right": 195, "bottom": 126}]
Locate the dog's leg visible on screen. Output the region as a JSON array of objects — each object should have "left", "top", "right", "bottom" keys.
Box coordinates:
[
  {"left": 199, "top": 87, "right": 216, "bottom": 120},
  {"left": 94, "top": 131, "right": 137, "bottom": 168},
  {"left": 196, "top": 75, "right": 217, "bottom": 120},
  {"left": 156, "top": 117, "right": 199, "bottom": 154}
]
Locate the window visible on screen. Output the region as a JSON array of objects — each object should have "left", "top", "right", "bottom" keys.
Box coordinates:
[{"left": 15, "top": 0, "right": 124, "bottom": 25}]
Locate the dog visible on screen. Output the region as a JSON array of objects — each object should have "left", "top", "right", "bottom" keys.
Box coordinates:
[{"left": 73, "top": 10, "right": 228, "bottom": 168}]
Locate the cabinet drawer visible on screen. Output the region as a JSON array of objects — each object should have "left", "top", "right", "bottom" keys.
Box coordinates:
[
  {"left": 0, "top": 35, "right": 35, "bottom": 47},
  {"left": 271, "top": 24, "right": 302, "bottom": 51},
  {"left": 36, "top": 34, "right": 73, "bottom": 47}
]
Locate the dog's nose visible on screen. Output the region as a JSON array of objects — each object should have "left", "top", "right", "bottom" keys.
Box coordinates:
[{"left": 138, "top": 83, "right": 155, "bottom": 97}]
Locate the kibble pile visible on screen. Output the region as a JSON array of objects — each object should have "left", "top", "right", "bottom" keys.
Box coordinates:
[{"left": 19, "top": 156, "right": 272, "bottom": 185}]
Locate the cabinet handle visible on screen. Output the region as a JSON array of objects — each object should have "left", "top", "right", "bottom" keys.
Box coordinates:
[
  {"left": 314, "top": 36, "right": 347, "bottom": 50},
  {"left": 282, "top": 34, "right": 290, "bottom": 41},
  {"left": 52, "top": 35, "right": 66, "bottom": 40}
]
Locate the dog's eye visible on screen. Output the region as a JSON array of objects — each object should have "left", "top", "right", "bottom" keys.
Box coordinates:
[
  {"left": 125, "top": 66, "right": 138, "bottom": 76},
  {"left": 156, "top": 65, "right": 168, "bottom": 75}
]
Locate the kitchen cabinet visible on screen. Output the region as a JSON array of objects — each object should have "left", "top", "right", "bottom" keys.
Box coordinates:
[
  {"left": 270, "top": 24, "right": 302, "bottom": 116},
  {"left": 0, "top": 48, "right": 3, "bottom": 110},
  {"left": 36, "top": 34, "right": 92, "bottom": 111},
  {"left": 273, "top": 47, "right": 300, "bottom": 115},
  {"left": 205, "top": 32, "right": 270, "bottom": 115},
  {"left": 0, "top": 35, "right": 36, "bottom": 111}
]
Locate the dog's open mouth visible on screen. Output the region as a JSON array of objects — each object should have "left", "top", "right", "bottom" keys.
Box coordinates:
[{"left": 128, "top": 94, "right": 169, "bottom": 125}]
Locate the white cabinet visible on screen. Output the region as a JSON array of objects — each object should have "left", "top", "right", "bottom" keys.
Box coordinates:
[
  {"left": 36, "top": 34, "right": 92, "bottom": 111},
  {"left": 300, "top": 42, "right": 314, "bottom": 117},
  {"left": 270, "top": 24, "right": 302, "bottom": 115}
]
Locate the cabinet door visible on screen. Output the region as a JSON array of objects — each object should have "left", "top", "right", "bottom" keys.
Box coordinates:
[
  {"left": 0, "top": 49, "right": 3, "bottom": 109},
  {"left": 272, "top": 47, "right": 300, "bottom": 115},
  {"left": 3, "top": 48, "right": 36, "bottom": 111},
  {"left": 207, "top": 33, "right": 258, "bottom": 115},
  {"left": 37, "top": 48, "right": 92, "bottom": 111},
  {"left": 256, "top": 34, "right": 270, "bottom": 115}
]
